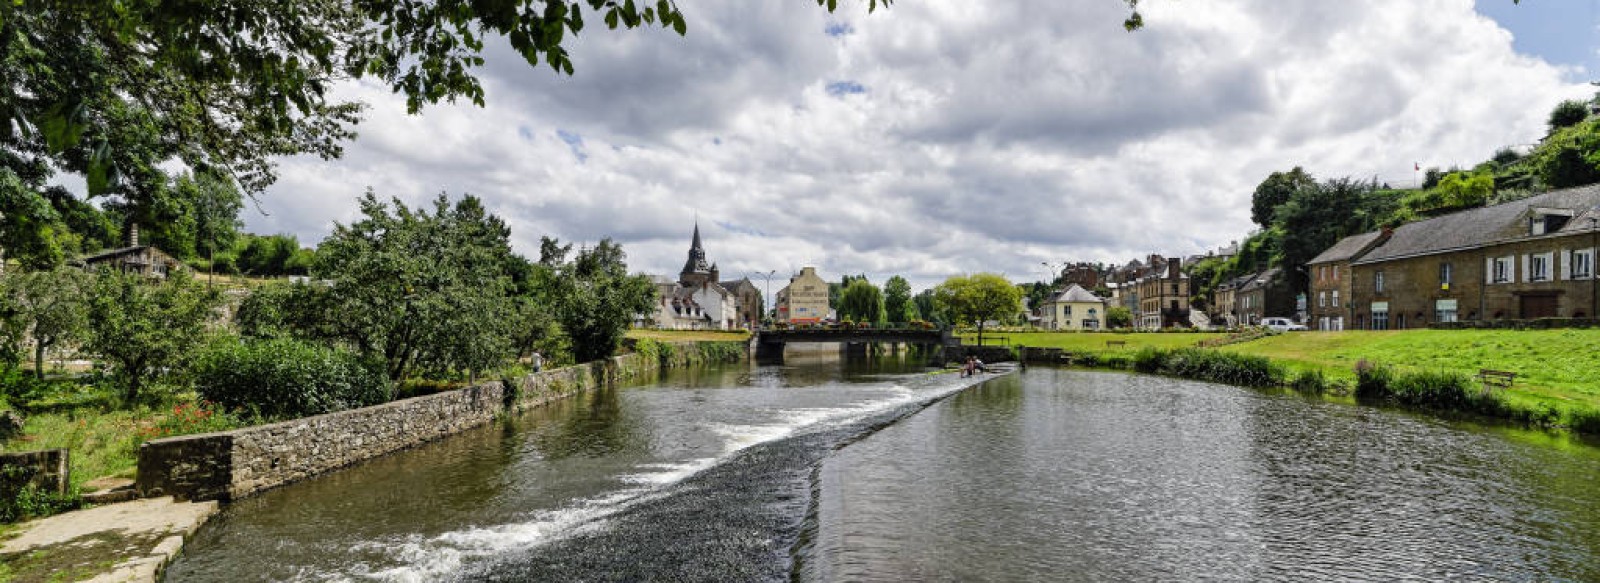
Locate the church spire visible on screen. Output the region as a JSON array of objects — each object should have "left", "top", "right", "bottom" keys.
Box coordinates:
[{"left": 680, "top": 222, "right": 712, "bottom": 284}]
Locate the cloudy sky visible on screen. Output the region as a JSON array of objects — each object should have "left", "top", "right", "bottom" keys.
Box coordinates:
[{"left": 243, "top": 0, "right": 1597, "bottom": 293}]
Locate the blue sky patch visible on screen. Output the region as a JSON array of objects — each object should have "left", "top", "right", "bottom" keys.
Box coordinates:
[
  {"left": 556, "top": 129, "right": 588, "bottom": 163},
  {"left": 825, "top": 22, "right": 854, "bottom": 37},
  {"left": 826, "top": 81, "right": 867, "bottom": 96}
]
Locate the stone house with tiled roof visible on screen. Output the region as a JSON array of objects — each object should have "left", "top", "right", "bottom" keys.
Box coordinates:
[
  {"left": 1312, "top": 184, "right": 1600, "bottom": 330},
  {"left": 1038, "top": 284, "right": 1106, "bottom": 330},
  {"left": 1307, "top": 230, "right": 1389, "bottom": 331},
  {"left": 1236, "top": 268, "right": 1295, "bottom": 326}
]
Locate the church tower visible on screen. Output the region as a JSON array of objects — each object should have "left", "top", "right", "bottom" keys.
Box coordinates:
[{"left": 679, "top": 223, "right": 715, "bottom": 287}]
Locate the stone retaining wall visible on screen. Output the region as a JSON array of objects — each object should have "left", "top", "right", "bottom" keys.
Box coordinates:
[
  {"left": 137, "top": 344, "right": 717, "bottom": 502},
  {"left": 1, "top": 448, "right": 69, "bottom": 499}
]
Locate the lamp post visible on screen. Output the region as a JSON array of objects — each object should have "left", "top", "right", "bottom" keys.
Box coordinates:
[
  {"left": 1591, "top": 216, "right": 1598, "bottom": 320},
  {"left": 749, "top": 269, "right": 777, "bottom": 327}
]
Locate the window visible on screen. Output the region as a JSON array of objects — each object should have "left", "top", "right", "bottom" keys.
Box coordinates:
[
  {"left": 1064, "top": 305, "right": 1072, "bottom": 317},
  {"left": 1531, "top": 254, "right": 1551, "bottom": 282},
  {"left": 1371, "top": 302, "right": 1389, "bottom": 331},
  {"left": 1573, "top": 249, "right": 1595, "bottom": 280},
  {"left": 1493, "top": 256, "right": 1512, "bottom": 283},
  {"left": 1318, "top": 292, "right": 1327, "bottom": 308},
  {"left": 1436, "top": 299, "right": 1458, "bottom": 323},
  {"left": 1439, "top": 262, "right": 1453, "bottom": 288},
  {"left": 1332, "top": 290, "right": 1340, "bottom": 307},
  {"left": 1375, "top": 271, "right": 1386, "bottom": 294}
]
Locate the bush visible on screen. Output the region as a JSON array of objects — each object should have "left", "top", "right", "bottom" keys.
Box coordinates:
[
  {"left": 1291, "top": 369, "right": 1329, "bottom": 396},
  {"left": 1569, "top": 407, "right": 1600, "bottom": 435},
  {"left": 1159, "top": 348, "right": 1283, "bottom": 388},
  {"left": 193, "top": 337, "right": 390, "bottom": 419},
  {"left": 1132, "top": 347, "right": 1166, "bottom": 373}
]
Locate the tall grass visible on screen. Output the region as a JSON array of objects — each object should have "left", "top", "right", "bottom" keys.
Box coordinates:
[{"left": 1132, "top": 347, "right": 1285, "bottom": 388}]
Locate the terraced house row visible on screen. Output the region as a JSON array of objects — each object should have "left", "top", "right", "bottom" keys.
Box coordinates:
[{"left": 1308, "top": 184, "right": 1600, "bottom": 331}]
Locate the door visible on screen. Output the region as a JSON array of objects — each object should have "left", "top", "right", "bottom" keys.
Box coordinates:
[{"left": 1520, "top": 294, "right": 1559, "bottom": 319}]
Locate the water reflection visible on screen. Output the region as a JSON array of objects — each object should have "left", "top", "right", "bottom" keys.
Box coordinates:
[{"left": 808, "top": 368, "right": 1600, "bottom": 582}]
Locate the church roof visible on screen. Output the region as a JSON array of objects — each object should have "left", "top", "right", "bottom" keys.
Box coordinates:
[{"left": 681, "top": 223, "right": 713, "bottom": 275}]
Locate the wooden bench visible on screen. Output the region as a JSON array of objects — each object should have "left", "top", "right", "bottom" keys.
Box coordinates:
[
  {"left": 1105, "top": 340, "right": 1127, "bottom": 349},
  {"left": 1476, "top": 369, "right": 1516, "bottom": 390}
]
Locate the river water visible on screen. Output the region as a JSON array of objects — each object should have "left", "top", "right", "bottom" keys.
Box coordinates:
[{"left": 167, "top": 355, "right": 1600, "bottom": 582}]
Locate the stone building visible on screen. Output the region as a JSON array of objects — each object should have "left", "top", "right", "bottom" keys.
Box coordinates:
[
  {"left": 1136, "top": 255, "right": 1189, "bottom": 329},
  {"left": 637, "top": 224, "right": 742, "bottom": 330},
  {"left": 1211, "top": 272, "right": 1258, "bottom": 328},
  {"left": 1312, "top": 185, "right": 1600, "bottom": 330},
  {"left": 1307, "top": 230, "right": 1388, "bottom": 331},
  {"left": 776, "top": 266, "right": 830, "bottom": 324},
  {"left": 1235, "top": 268, "right": 1295, "bottom": 326},
  {"left": 1038, "top": 284, "right": 1106, "bottom": 330},
  {"left": 719, "top": 278, "right": 763, "bottom": 328},
  {"left": 76, "top": 224, "right": 185, "bottom": 278}
]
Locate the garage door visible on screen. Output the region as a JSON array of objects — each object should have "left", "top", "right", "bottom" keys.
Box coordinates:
[{"left": 1521, "top": 294, "right": 1559, "bottom": 319}]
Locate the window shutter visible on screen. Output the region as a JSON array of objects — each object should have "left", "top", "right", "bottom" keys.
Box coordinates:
[
  {"left": 1521, "top": 255, "right": 1529, "bottom": 283},
  {"left": 1564, "top": 249, "right": 1572, "bottom": 280},
  {"left": 1485, "top": 257, "right": 1493, "bottom": 284}
]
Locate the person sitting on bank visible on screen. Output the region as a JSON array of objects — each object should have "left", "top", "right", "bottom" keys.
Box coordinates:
[
  {"left": 974, "top": 358, "right": 986, "bottom": 374},
  {"left": 961, "top": 356, "right": 975, "bottom": 377}
]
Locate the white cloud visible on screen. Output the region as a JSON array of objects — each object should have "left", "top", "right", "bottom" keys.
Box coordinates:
[{"left": 246, "top": 0, "right": 1590, "bottom": 291}]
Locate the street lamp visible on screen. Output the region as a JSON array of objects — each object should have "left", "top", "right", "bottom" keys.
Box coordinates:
[{"left": 749, "top": 269, "right": 777, "bottom": 327}]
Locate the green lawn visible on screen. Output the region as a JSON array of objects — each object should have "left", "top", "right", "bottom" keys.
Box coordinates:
[
  {"left": 1220, "top": 329, "right": 1600, "bottom": 412},
  {"left": 626, "top": 329, "right": 752, "bottom": 343},
  {"left": 958, "top": 331, "right": 1223, "bottom": 352}
]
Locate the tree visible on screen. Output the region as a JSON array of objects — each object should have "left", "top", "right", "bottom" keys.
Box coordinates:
[
  {"left": 6, "top": 267, "right": 91, "bottom": 379},
  {"left": 883, "top": 276, "right": 918, "bottom": 323},
  {"left": 86, "top": 269, "right": 221, "bottom": 403},
  {"left": 1272, "top": 177, "right": 1389, "bottom": 298},
  {"left": 1105, "top": 306, "right": 1133, "bottom": 329},
  {"left": 838, "top": 278, "right": 885, "bottom": 324},
  {"left": 1250, "top": 167, "right": 1315, "bottom": 228},
  {"left": 1, "top": 1, "right": 902, "bottom": 201},
  {"left": 913, "top": 289, "right": 943, "bottom": 325},
  {"left": 0, "top": 170, "right": 65, "bottom": 271},
  {"left": 549, "top": 238, "right": 656, "bottom": 362},
  {"left": 183, "top": 172, "right": 245, "bottom": 271},
  {"left": 931, "top": 273, "right": 1021, "bottom": 346},
  {"left": 312, "top": 192, "right": 521, "bottom": 380},
  {"left": 1549, "top": 99, "right": 1590, "bottom": 133}
]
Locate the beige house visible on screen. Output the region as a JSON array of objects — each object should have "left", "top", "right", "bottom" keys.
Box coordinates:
[
  {"left": 1038, "top": 284, "right": 1106, "bottom": 330},
  {"left": 776, "top": 266, "right": 830, "bottom": 324}
]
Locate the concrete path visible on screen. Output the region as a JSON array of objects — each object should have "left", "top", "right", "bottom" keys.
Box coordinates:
[{"left": 1, "top": 497, "right": 218, "bottom": 583}]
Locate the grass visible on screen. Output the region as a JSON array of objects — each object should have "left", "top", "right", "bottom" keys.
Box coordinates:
[
  {"left": 958, "top": 331, "right": 1223, "bottom": 352},
  {"left": 1219, "top": 329, "right": 1600, "bottom": 424},
  {"left": 625, "top": 329, "right": 752, "bottom": 343}
]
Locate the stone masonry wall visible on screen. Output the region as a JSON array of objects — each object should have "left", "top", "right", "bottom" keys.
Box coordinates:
[{"left": 138, "top": 344, "right": 719, "bottom": 502}]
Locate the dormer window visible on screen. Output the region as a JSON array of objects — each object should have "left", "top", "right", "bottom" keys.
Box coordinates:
[{"left": 1530, "top": 207, "right": 1575, "bottom": 235}]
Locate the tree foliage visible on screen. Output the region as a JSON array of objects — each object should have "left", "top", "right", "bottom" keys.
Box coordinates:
[
  {"left": 1250, "top": 167, "right": 1314, "bottom": 228},
  {"left": 4, "top": 267, "right": 90, "bottom": 379},
  {"left": 548, "top": 238, "right": 656, "bottom": 363},
  {"left": 0, "top": 0, "right": 899, "bottom": 201},
  {"left": 310, "top": 192, "right": 520, "bottom": 380},
  {"left": 932, "top": 273, "right": 1020, "bottom": 345},
  {"left": 85, "top": 269, "right": 221, "bottom": 403},
  {"left": 883, "top": 275, "right": 918, "bottom": 323},
  {"left": 1549, "top": 99, "right": 1590, "bottom": 133},
  {"left": 838, "top": 278, "right": 885, "bottom": 324}
]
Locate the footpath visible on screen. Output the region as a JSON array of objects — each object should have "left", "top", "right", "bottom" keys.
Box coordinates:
[{"left": 1, "top": 496, "right": 218, "bottom": 582}]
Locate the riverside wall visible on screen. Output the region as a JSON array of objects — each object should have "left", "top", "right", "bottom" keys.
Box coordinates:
[{"left": 136, "top": 342, "right": 744, "bottom": 502}]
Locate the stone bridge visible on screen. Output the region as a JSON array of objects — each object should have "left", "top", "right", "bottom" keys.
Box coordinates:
[{"left": 753, "top": 327, "right": 954, "bottom": 363}]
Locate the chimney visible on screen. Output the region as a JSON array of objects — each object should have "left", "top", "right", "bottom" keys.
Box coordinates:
[
  {"left": 125, "top": 222, "right": 140, "bottom": 247},
  {"left": 1167, "top": 257, "right": 1182, "bottom": 279}
]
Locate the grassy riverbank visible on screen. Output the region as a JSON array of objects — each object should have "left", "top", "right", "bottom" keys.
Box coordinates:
[
  {"left": 626, "top": 329, "right": 752, "bottom": 343},
  {"left": 958, "top": 331, "right": 1222, "bottom": 351},
  {"left": 1220, "top": 329, "right": 1600, "bottom": 414}
]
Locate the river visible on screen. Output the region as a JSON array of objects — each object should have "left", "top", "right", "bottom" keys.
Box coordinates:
[{"left": 166, "top": 353, "right": 1600, "bottom": 582}]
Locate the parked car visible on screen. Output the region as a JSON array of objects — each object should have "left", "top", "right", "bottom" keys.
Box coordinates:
[{"left": 1261, "top": 317, "right": 1308, "bottom": 332}]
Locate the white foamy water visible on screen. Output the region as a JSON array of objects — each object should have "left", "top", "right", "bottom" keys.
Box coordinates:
[{"left": 355, "top": 380, "right": 963, "bottom": 582}]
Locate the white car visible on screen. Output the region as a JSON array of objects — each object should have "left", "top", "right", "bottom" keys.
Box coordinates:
[{"left": 1261, "top": 317, "right": 1308, "bottom": 332}]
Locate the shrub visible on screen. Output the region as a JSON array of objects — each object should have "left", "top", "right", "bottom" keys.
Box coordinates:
[
  {"left": 193, "top": 337, "right": 390, "bottom": 419},
  {"left": 1132, "top": 347, "right": 1166, "bottom": 373},
  {"left": 1354, "top": 359, "right": 1393, "bottom": 401},
  {"left": 1159, "top": 348, "right": 1283, "bottom": 388},
  {"left": 0, "top": 468, "right": 79, "bottom": 523},
  {"left": 1291, "top": 369, "right": 1329, "bottom": 396},
  {"left": 1569, "top": 407, "right": 1600, "bottom": 436}
]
